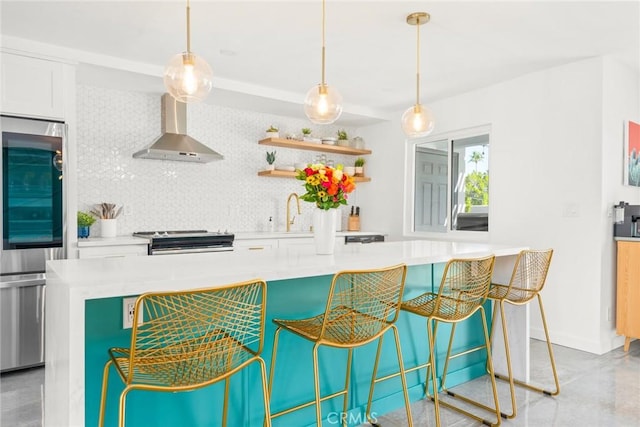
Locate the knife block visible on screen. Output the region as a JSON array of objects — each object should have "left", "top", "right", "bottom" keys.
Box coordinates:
[{"left": 348, "top": 215, "right": 360, "bottom": 231}]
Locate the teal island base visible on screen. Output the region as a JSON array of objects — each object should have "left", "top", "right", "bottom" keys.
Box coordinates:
[{"left": 87, "top": 264, "right": 492, "bottom": 427}]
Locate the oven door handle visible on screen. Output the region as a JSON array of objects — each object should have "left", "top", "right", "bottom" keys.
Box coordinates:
[{"left": 151, "top": 247, "right": 233, "bottom": 255}]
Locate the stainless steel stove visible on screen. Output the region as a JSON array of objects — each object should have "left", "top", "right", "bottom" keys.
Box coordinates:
[{"left": 132, "top": 230, "right": 234, "bottom": 255}]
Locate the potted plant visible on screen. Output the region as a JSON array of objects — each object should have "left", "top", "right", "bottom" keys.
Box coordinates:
[
  {"left": 354, "top": 157, "right": 366, "bottom": 177},
  {"left": 90, "top": 203, "right": 122, "bottom": 238},
  {"left": 301, "top": 128, "right": 312, "bottom": 141},
  {"left": 265, "top": 125, "right": 279, "bottom": 139},
  {"left": 265, "top": 151, "right": 276, "bottom": 171},
  {"left": 77, "top": 211, "right": 96, "bottom": 238},
  {"left": 337, "top": 129, "right": 349, "bottom": 146}
]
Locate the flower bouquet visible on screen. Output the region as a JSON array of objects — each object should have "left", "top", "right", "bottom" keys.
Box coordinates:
[
  {"left": 296, "top": 164, "right": 356, "bottom": 210},
  {"left": 297, "top": 163, "right": 356, "bottom": 254}
]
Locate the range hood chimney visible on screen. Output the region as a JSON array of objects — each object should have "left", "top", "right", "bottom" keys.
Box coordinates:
[{"left": 133, "top": 94, "right": 223, "bottom": 163}]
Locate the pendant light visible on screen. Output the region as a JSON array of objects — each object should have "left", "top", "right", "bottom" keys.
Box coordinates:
[
  {"left": 304, "top": 0, "right": 343, "bottom": 124},
  {"left": 402, "top": 12, "right": 434, "bottom": 138},
  {"left": 163, "top": 0, "right": 213, "bottom": 103}
]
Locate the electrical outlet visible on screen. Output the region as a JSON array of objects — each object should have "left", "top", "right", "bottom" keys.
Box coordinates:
[{"left": 122, "top": 297, "right": 143, "bottom": 329}]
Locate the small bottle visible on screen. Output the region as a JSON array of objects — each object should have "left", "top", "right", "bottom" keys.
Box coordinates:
[{"left": 268, "top": 216, "right": 274, "bottom": 232}]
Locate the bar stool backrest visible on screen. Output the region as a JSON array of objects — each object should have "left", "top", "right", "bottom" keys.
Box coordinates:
[
  {"left": 505, "top": 249, "right": 553, "bottom": 303},
  {"left": 434, "top": 255, "right": 495, "bottom": 321},
  {"left": 319, "top": 264, "right": 407, "bottom": 344},
  {"left": 126, "top": 280, "right": 266, "bottom": 386}
]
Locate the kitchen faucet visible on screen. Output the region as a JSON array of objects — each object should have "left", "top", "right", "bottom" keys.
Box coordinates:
[{"left": 286, "top": 193, "right": 301, "bottom": 232}]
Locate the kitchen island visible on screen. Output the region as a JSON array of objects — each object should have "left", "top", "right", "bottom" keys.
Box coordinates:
[{"left": 45, "top": 240, "right": 527, "bottom": 427}]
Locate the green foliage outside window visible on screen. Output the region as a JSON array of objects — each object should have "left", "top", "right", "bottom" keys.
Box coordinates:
[
  {"left": 464, "top": 171, "right": 489, "bottom": 212},
  {"left": 464, "top": 149, "right": 489, "bottom": 213}
]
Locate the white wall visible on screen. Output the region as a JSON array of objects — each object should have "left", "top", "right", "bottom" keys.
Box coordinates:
[
  {"left": 361, "top": 56, "right": 640, "bottom": 354},
  {"left": 600, "top": 57, "right": 640, "bottom": 349},
  {"left": 76, "top": 85, "right": 361, "bottom": 235}
]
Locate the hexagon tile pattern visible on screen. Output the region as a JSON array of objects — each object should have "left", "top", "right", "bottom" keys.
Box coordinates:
[{"left": 76, "top": 85, "right": 364, "bottom": 235}]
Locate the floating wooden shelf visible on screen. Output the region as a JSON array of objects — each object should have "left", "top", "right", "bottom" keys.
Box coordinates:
[
  {"left": 258, "top": 170, "right": 371, "bottom": 182},
  {"left": 259, "top": 137, "right": 372, "bottom": 155}
]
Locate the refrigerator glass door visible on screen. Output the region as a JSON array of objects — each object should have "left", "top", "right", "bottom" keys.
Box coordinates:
[{"left": 2, "top": 131, "right": 63, "bottom": 250}]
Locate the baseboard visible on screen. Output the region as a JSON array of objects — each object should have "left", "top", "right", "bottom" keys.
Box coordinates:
[{"left": 530, "top": 327, "right": 620, "bottom": 355}]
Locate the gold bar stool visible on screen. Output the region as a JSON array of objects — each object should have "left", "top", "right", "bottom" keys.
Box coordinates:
[
  {"left": 98, "top": 279, "right": 271, "bottom": 427},
  {"left": 487, "top": 249, "right": 559, "bottom": 419},
  {"left": 401, "top": 255, "right": 500, "bottom": 427},
  {"left": 268, "top": 264, "right": 413, "bottom": 427}
]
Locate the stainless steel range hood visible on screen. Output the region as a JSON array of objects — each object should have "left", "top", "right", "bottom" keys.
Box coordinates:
[{"left": 133, "top": 94, "right": 223, "bottom": 163}]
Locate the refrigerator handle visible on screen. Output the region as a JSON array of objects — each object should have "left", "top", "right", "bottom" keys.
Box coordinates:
[{"left": 39, "top": 285, "right": 46, "bottom": 363}]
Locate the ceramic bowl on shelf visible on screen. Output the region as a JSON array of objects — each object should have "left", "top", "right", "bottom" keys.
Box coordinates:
[
  {"left": 275, "top": 165, "right": 295, "bottom": 172},
  {"left": 321, "top": 137, "right": 337, "bottom": 145}
]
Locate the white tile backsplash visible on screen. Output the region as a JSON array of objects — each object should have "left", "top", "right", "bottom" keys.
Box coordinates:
[{"left": 77, "top": 85, "right": 363, "bottom": 235}]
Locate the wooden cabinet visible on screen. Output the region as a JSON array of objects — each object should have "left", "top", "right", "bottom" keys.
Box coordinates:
[
  {"left": 616, "top": 240, "right": 640, "bottom": 351},
  {"left": 1, "top": 52, "right": 65, "bottom": 120},
  {"left": 257, "top": 137, "right": 372, "bottom": 182}
]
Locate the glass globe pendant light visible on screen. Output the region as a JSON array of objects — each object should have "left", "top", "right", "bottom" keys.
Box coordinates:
[
  {"left": 304, "top": 0, "right": 343, "bottom": 124},
  {"left": 163, "top": 0, "right": 213, "bottom": 103},
  {"left": 402, "top": 12, "right": 434, "bottom": 138}
]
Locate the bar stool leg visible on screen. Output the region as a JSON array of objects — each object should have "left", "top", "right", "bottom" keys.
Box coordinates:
[
  {"left": 222, "top": 377, "right": 230, "bottom": 426},
  {"left": 534, "top": 294, "right": 560, "bottom": 396},
  {"left": 496, "top": 299, "right": 517, "bottom": 418},
  {"left": 365, "top": 338, "right": 384, "bottom": 424},
  {"left": 438, "top": 308, "right": 501, "bottom": 427},
  {"left": 427, "top": 318, "right": 441, "bottom": 427},
  {"left": 98, "top": 359, "right": 113, "bottom": 427},
  {"left": 391, "top": 325, "right": 414, "bottom": 427},
  {"left": 312, "top": 343, "right": 323, "bottom": 427},
  {"left": 492, "top": 295, "right": 560, "bottom": 420},
  {"left": 256, "top": 357, "right": 273, "bottom": 427},
  {"left": 343, "top": 348, "right": 354, "bottom": 427},
  {"left": 118, "top": 387, "right": 131, "bottom": 427},
  {"left": 267, "top": 328, "right": 282, "bottom": 399}
]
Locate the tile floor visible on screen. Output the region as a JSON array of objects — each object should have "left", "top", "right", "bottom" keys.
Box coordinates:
[{"left": 1, "top": 339, "right": 639, "bottom": 426}]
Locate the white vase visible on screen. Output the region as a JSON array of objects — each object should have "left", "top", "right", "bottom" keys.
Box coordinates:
[
  {"left": 313, "top": 208, "right": 337, "bottom": 255},
  {"left": 100, "top": 219, "right": 117, "bottom": 238}
]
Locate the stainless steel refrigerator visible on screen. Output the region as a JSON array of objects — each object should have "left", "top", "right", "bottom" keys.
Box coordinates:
[{"left": 0, "top": 115, "right": 65, "bottom": 372}]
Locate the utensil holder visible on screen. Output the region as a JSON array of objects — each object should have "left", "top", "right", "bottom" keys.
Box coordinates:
[{"left": 348, "top": 215, "right": 360, "bottom": 231}]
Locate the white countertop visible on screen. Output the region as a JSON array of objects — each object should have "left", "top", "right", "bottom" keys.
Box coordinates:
[
  {"left": 614, "top": 237, "right": 640, "bottom": 242},
  {"left": 234, "top": 230, "right": 387, "bottom": 239},
  {"left": 48, "top": 240, "right": 526, "bottom": 300}
]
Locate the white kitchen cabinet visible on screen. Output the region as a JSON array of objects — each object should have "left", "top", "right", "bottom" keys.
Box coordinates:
[
  {"left": 277, "top": 237, "right": 315, "bottom": 248},
  {"left": 77, "top": 237, "right": 149, "bottom": 259},
  {"left": 233, "top": 239, "right": 279, "bottom": 251},
  {"left": 1, "top": 52, "right": 65, "bottom": 120}
]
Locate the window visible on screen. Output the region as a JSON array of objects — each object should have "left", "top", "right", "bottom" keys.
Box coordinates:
[{"left": 406, "top": 126, "right": 490, "bottom": 235}]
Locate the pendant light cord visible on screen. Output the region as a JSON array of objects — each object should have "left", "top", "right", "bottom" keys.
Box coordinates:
[
  {"left": 186, "top": 0, "right": 191, "bottom": 53},
  {"left": 321, "top": 0, "right": 326, "bottom": 86},
  {"left": 416, "top": 20, "right": 421, "bottom": 106}
]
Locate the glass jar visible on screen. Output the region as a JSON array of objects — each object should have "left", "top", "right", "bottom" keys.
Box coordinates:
[{"left": 352, "top": 136, "right": 365, "bottom": 149}]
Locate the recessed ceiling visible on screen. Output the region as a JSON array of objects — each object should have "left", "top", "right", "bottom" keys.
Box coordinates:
[{"left": 1, "top": 1, "right": 638, "bottom": 125}]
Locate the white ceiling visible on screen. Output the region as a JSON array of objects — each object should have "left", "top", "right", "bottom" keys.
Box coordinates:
[{"left": 1, "top": 1, "right": 638, "bottom": 125}]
